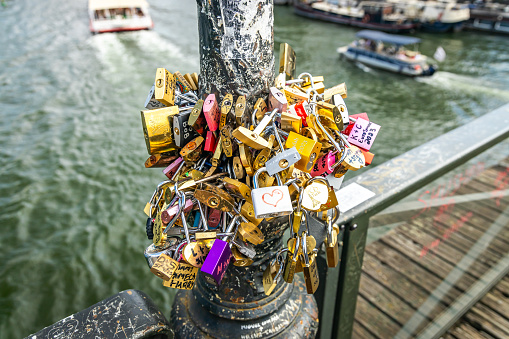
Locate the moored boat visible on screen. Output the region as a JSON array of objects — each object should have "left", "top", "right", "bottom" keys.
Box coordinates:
[
  {"left": 338, "top": 30, "right": 438, "bottom": 76},
  {"left": 418, "top": 0, "right": 470, "bottom": 33},
  {"left": 465, "top": 2, "right": 509, "bottom": 35},
  {"left": 88, "top": 0, "right": 154, "bottom": 34},
  {"left": 294, "top": 0, "right": 418, "bottom": 33}
]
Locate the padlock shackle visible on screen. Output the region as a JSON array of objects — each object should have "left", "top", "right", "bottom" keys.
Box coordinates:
[
  {"left": 301, "top": 231, "right": 310, "bottom": 265},
  {"left": 252, "top": 166, "right": 283, "bottom": 189}
]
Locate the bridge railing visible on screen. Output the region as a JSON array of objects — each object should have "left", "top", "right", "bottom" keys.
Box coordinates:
[{"left": 317, "top": 103, "right": 509, "bottom": 339}]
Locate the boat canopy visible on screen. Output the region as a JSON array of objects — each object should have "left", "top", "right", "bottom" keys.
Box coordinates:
[
  {"left": 356, "top": 30, "right": 421, "bottom": 45},
  {"left": 88, "top": 0, "right": 149, "bottom": 10}
]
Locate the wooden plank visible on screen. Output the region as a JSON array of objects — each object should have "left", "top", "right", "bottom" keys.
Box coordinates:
[
  {"left": 365, "top": 242, "right": 462, "bottom": 306},
  {"left": 403, "top": 217, "right": 504, "bottom": 270},
  {"left": 465, "top": 303, "right": 509, "bottom": 338},
  {"left": 396, "top": 221, "right": 494, "bottom": 281},
  {"left": 479, "top": 289, "right": 509, "bottom": 319},
  {"left": 352, "top": 321, "right": 377, "bottom": 339},
  {"left": 354, "top": 295, "right": 403, "bottom": 339},
  {"left": 448, "top": 321, "right": 495, "bottom": 339},
  {"left": 380, "top": 232, "right": 478, "bottom": 292},
  {"left": 358, "top": 272, "right": 416, "bottom": 326}
]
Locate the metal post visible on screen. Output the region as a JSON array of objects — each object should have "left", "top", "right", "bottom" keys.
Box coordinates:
[
  {"left": 331, "top": 216, "right": 370, "bottom": 339},
  {"left": 170, "top": 1, "right": 319, "bottom": 337}
]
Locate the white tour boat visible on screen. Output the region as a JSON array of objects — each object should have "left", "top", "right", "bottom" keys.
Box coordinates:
[{"left": 88, "top": 0, "right": 154, "bottom": 34}]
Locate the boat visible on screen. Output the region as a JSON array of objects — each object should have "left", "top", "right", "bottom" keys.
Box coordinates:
[
  {"left": 88, "top": 0, "right": 154, "bottom": 34},
  {"left": 293, "top": 0, "right": 418, "bottom": 33},
  {"left": 337, "top": 30, "right": 437, "bottom": 76},
  {"left": 465, "top": 2, "right": 509, "bottom": 35},
  {"left": 417, "top": 0, "right": 470, "bottom": 33}
]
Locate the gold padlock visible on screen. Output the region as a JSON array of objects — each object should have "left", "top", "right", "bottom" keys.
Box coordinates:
[
  {"left": 154, "top": 68, "right": 175, "bottom": 106},
  {"left": 279, "top": 42, "right": 296, "bottom": 79},
  {"left": 323, "top": 83, "right": 347, "bottom": 101},
  {"left": 232, "top": 246, "right": 254, "bottom": 267},
  {"left": 150, "top": 253, "right": 179, "bottom": 281},
  {"left": 223, "top": 177, "right": 252, "bottom": 203},
  {"left": 241, "top": 202, "right": 263, "bottom": 226},
  {"left": 235, "top": 95, "right": 246, "bottom": 127},
  {"left": 220, "top": 93, "right": 233, "bottom": 130},
  {"left": 253, "top": 98, "right": 268, "bottom": 122},
  {"left": 342, "top": 145, "right": 365, "bottom": 171},
  {"left": 284, "top": 87, "right": 308, "bottom": 106},
  {"left": 141, "top": 106, "right": 179, "bottom": 155},
  {"left": 280, "top": 112, "right": 302, "bottom": 134},
  {"left": 162, "top": 261, "right": 199, "bottom": 290},
  {"left": 285, "top": 131, "right": 322, "bottom": 173}
]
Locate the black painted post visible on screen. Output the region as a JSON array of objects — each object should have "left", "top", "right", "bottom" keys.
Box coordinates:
[{"left": 170, "top": 1, "right": 319, "bottom": 338}]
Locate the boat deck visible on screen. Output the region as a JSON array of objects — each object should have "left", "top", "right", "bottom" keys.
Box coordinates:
[{"left": 351, "top": 157, "right": 509, "bottom": 338}]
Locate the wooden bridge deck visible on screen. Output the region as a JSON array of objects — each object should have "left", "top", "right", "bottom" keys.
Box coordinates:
[{"left": 352, "top": 157, "right": 509, "bottom": 338}]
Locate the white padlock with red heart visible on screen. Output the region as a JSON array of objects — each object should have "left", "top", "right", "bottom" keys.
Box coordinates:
[{"left": 251, "top": 167, "right": 293, "bottom": 219}]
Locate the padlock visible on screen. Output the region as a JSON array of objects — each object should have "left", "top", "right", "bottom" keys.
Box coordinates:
[
  {"left": 238, "top": 221, "right": 264, "bottom": 245},
  {"left": 301, "top": 231, "right": 319, "bottom": 294},
  {"left": 154, "top": 68, "right": 176, "bottom": 106},
  {"left": 317, "top": 101, "right": 342, "bottom": 131},
  {"left": 207, "top": 208, "right": 222, "bottom": 229},
  {"left": 220, "top": 125, "right": 235, "bottom": 157},
  {"left": 280, "top": 111, "right": 302, "bottom": 134},
  {"left": 232, "top": 108, "right": 278, "bottom": 150},
  {"left": 234, "top": 95, "right": 246, "bottom": 127},
  {"left": 265, "top": 147, "right": 301, "bottom": 176},
  {"left": 253, "top": 135, "right": 275, "bottom": 172},
  {"left": 360, "top": 149, "right": 374, "bottom": 166},
  {"left": 191, "top": 73, "right": 199, "bottom": 88},
  {"left": 195, "top": 183, "right": 236, "bottom": 212},
  {"left": 311, "top": 151, "right": 336, "bottom": 177},
  {"left": 274, "top": 72, "right": 286, "bottom": 90},
  {"left": 279, "top": 42, "right": 296, "bottom": 79},
  {"left": 240, "top": 201, "right": 263, "bottom": 226},
  {"left": 342, "top": 113, "right": 369, "bottom": 136},
  {"left": 145, "top": 153, "right": 178, "bottom": 168},
  {"left": 162, "top": 157, "right": 184, "bottom": 179},
  {"left": 173, "top": 111, "right": 199, "bottom": 148},
  {"left": 232, "top": 156, "right": 245, "bottom": 180},
  {"left": 174, "top": 71, "right": 192, "bottom": 93},
  {"left": 283, "top": 236, "right": 300, "bottom": 283},
  {"left": 325, "top": 208, "right": 341, "bottom": 268},
  {"left": 150, "top": 252, "right": 179, "bottom": 281},
  {"left": 290, "top": 100, "right": 309, "bottom": 127},
  {"left": 222, "top": 177, "right": 252, "bottom": 203},
  {"left": 231, "top": 245, "right": 253, "bottom": 267},
  {"left": 253, "top": 97, "right": 268, "bottom": 122},
  {"left": 183, "top": 73, "right": 198, "bottom": 91},
  {"left": 203, "top": 93, "right": 220, "bottom": 132},
  {"left": 163, "top": 260, "right": 199, "bottom": 290},
  {"left": 141, "top": 106, "right": 179, "bottom": 155},
  {"left": 268, "top": 87, "right": 288, "bottom": 113},
  {"left": 188, "top": 99, "right": 205, "bottom": 134},
  {"left": 285, "top": 131, "right": 321, "bottom": 173},
  {"left": 200, "top": 216, "right": 238, "bottom": 286},
  {"left": 231, "top": 237, "right": 256, "bottom": 259},
  {"left": 331, "top": 94, "right": 349, "bottom": 130},
  {"left": 301, "top": 177, "right": 331, "bottom": 211},
  {"left": 180, "top": 136, "right": 204, "bottom": 163},
  {"left": 145, "top": 84, "right": 167, "bottom": 109},
  {"left": 238, "top": 143, "right": 254, "bottom": 177},
  {"left": 341, "top": 145, "right": 365, "bottom": 171},
  {"left": 323, "top": 82, "right": 347, "bottom": 102},
  {"left": 347, "top": 118, "right": 381, "bottom": 151},
  {"left": 284, "top": 87, "right": 308, "bottom": 106},
  {"left": 263, "top": 251, "right": 285, "bottom": 296},
  {"left": 219, "top": 93, "right": 233, "bottom": 130},
  {"left": 251, "top": 168, "right": 293, "bottom": 219},
  {"left": 183, "top": 241, "right": 210, "bottom": 268}
]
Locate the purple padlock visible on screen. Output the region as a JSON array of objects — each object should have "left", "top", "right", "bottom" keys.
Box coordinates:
[
  {"left": 162, "top": 157, "right": 184, "bottom": 179},
  {"left": 200, "top": 216, "right": 238, "bottom": 286},
  {"left": 311, "top": 151, "right": 336, "bottom": 177}
]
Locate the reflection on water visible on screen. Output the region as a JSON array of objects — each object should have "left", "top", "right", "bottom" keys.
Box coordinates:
[{"left": 0, "top": 0, "right": 507, "bottom": 337}]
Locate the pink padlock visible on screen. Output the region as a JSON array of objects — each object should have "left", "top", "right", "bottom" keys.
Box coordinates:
[
  {"left": 203, "top": 94, "right": 220, "bottom": 132},
  {"left": 311, "top": 151, "right": 336, "bottom": 177},
  {"left": 347, "top": 118, "right": 381, "bottom": 151},
  {"left": 162, "top": 157, "right": 184, "bottom": 179},
  {"left": 161, "top": 198, "right": 194, "bottom": 224}
]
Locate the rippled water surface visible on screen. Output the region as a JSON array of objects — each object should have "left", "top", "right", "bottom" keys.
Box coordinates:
[{"left": 0, "top": 1, "right": 507, "bottom": 337}]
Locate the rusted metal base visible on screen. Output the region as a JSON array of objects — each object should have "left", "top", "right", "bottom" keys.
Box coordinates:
[{"left": 171, "top": 274, "right": 318, "bottom": 338}]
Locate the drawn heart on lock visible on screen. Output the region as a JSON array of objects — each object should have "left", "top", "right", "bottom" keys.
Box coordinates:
[{"left": 262, "top": 189, "right": 284, "bottom": 207}]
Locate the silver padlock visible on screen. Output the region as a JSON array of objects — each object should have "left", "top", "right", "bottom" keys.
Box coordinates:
[
  {"left": 232, "top": 237, "right": 256, "bottom": 259},
  {"left": 331, "top": 94, "right": 349, "bottom": 129},
  {"left": 251, "top": 167, "right": 293, "bottom": 219},
  {"left": 144, "top": 84, "right": 166, "bottom": 110},
  {"left": 265, "top": 147, "right": 301, "bottom": 176}
]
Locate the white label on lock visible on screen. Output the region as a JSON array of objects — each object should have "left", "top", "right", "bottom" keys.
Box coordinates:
[{"left": 252, "top": 186, "right": 293, "bottom": 219}]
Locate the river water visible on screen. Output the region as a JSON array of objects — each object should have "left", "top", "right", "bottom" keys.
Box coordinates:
[{"left": 0, "top": 0, "right": 507, "bottom": 337}]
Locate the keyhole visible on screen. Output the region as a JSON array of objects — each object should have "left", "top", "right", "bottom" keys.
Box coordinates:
[
  {"left": 156, "top": 79, "right": 163, "bottom": 88},
  {"left": 279, "top": 159, "right": 289, "bottom": 169}
]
